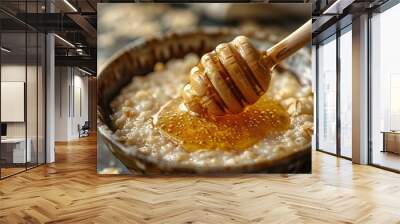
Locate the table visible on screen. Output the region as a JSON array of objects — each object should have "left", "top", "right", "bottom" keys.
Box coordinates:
[
  {"left": 1, "top": 138, "right": 31, "bottom": 164},
  {"left": 381, "top": 131, "right": 400, "bottom": 154}
]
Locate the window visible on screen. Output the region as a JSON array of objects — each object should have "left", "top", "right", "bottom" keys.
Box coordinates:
[
  {"left": 339, "top": 27, "right": 352, "bottom": 158},
  {"left": 370, "top": 2, "right": 400, "bottom": 171},
  {"left": 317, "top": 35, "right": 337, "bottom": 154}
]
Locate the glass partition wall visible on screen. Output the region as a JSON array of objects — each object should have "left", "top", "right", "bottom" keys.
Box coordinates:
[
  {"left": 316, "top": 25, "right": 353, "bottom": 159},
  {"left": 0, "top": 30, "right": 27, "bottom": 177},
  {"left": 339, "top": 26, "right": 352, "bottom": 159},
  {"left": 0, "top": 3, "right": 46, "bottom": 179},
  {"left": 370, "top": 2, "right": 400, "bottom": 172},
  {"left": 315, "top": 1, "right": 400, "bottom": 172},
  {"left": 317, "top": 35, "right": 337, "bottom": 155}
]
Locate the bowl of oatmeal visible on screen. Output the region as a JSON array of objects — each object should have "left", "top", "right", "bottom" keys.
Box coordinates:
[{"left": 98, "top": 29, "right": 313, "bottom": 174}]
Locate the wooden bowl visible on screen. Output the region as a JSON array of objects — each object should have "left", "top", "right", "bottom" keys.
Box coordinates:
[{"left": 97, "top": 28, "right": 311, "bottom": 174}]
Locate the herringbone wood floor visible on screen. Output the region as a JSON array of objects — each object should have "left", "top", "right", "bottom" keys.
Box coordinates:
[{"left": 1, "top": 134, "right": 400, "bottom": 224}]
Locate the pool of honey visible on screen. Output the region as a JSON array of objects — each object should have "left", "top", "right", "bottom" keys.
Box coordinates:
[{"left": 155, "top": 95, "right": 290, "bottom": 151}]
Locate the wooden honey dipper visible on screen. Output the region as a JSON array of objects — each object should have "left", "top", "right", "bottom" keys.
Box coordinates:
[{"left": 182, "top": 20, "right": 311, "bottom": 116}]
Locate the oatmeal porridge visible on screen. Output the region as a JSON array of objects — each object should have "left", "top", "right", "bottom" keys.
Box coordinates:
[{"left": 110, "top": 53, "right": 313, "bottom": 169}]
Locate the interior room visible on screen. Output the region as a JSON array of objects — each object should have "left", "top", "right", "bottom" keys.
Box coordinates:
[
  {"left": 1, "top": 0, "right": 400, "bottom": 223},
  {"left": 0, "top": 0, "right": 97, "bottom": 179},
  {"left": 54, "top": 66, "right": 93, "bottom": 141},
  {"left": 0, "top": 20, "right": 46, "bottom": 178},
  {"left": 314, "top": 0, "right": 400, "bottom": 172},
  {"left": 370, "top": 3, "right": 400, "bottom": 171}
]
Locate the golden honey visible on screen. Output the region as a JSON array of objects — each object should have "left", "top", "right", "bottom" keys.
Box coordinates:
[{"left": 155, "top": 95, "right": 290, "bottom": 151}]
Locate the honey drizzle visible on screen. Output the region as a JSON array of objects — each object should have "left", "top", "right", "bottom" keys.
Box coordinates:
[{"left": 155, "top": 95, "right": 290, "bottom": 152}]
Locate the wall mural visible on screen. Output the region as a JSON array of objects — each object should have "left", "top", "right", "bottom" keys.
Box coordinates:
[{"left": 97, "top": 3, "right": 313, "bottom": 175}]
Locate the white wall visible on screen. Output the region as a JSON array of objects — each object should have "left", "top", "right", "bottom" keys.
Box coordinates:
[
  {"left": 1, "top": 65, "right": 26, "bottom": 140},
  {"left": 72, "top": 73, "right": 89, "bottom": 138},
  {"left": 55, "top": 67, "right": 69, "bottom": 141},
  {"left": 1, "top": 65, "right": 37, "bottom": 138},
  {"left": 54, "top": 67, "right": 89, "bottom": 141},
  {"left": 1, "top": 65, "right": 26, "bottom": 81},
  {"left": 1, "top": 82, "right": 25, "bottom": 122},
  {"left": 1, "top": 63, "right": 46, "bottom": 164}
]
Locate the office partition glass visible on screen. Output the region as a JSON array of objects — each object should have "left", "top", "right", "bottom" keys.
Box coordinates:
[
  {"left": 27, "top": 30, "right": 38, "bottom": 169},
  {"left": 26, "top": 0, "right": 43, "bottom": 169},
  {"left": 370, "top": 3, "right": 400, "bottom": 171},
  {"left": 0, "top": 2, "right": 46, "bottom": 179},
  {"left": 317, "top": 35, "right": 337, "bottom": 154},
  {"left": 339, "top": 27, "right": 352, "bottom": 158},
  {"left": 38, "top": 33, "right": 46, "bottom": 165},
  {"left": 0, "top": 30, "right": 28, "bottom": 177}
]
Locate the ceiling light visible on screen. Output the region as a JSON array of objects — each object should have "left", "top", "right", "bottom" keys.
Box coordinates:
[
  {"left": 323, "top": 0, "right": 341, "bottom": 14},
  {"left": 78, "top": 67, "right": 93, "bottom": 76},
  {"left": 76, "top": 48, "right": 85, "bottom": 55},
  {"left": 54, "top": 34, "right": 75, "bottom": 48},
  {"left": 63, "top": 0, "right": 78, "bottom": 12},
  {"left": 323, "top": 0, "right": 354, "bottom": 15},
  {"left": 1, "top": 47, "right": 11, "bottom": 53}
]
